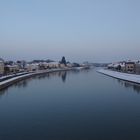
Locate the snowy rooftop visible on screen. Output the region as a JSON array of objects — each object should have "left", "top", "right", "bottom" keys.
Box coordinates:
[{"left": 47, "top": 62, "right": 59, "bottom": 65}]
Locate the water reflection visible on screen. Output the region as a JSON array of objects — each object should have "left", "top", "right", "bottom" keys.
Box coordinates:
[
  {"left": 117, "top": 79, "right": 140, "bottom": 94},
  {"left": 0, "top": 78, "right": 31, "bottom": 98},
  {"left": 61, "top": 71, "right": 66, "bottom": 83},
  {"left": 0, "top": 69, "right": 90, "bottom": 97}
]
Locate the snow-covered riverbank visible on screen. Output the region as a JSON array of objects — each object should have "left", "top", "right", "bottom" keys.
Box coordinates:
[
  {"left": 97, "top": 69, "right": 140, "bottom": 84},
  {"left": 0, "top": 67, "right": 83, "bottom": 90}
]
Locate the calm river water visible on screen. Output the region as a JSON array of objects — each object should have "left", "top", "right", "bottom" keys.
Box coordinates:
[{"left": 0, "top": 69, "right": 140, "bottom": 140}]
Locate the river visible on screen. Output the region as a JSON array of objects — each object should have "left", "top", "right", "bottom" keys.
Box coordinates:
[{"left": 0, "top": 69, "right": 140, "bottom": 140}]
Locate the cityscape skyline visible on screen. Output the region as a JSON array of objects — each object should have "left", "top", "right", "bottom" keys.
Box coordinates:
[{"left": 0, "top": 0, "right": 140, "bottom": 62}]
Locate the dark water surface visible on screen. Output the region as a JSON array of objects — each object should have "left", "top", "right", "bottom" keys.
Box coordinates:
[{"left": 0, "top": 69, "right": 140, "bottom": 140}]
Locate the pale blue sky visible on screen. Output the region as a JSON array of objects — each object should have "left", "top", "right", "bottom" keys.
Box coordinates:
[{"left": 0, "top": 0, "right": 140, "bottom": 62}]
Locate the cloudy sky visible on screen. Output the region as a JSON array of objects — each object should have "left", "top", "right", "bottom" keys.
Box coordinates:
[{"left": 0, "top": 0, "right": 140, "bottom": 62}]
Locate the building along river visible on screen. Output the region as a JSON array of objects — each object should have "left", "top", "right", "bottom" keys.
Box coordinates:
[{"left": 0, "top": 69, "right": 140, "bottom": 140}]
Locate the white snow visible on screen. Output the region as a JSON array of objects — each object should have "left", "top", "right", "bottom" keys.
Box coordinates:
[
  {"left": 97, "top": 69, "right": 140, "bottom": 84},
  {"left": 0, "top": 73, "right": 33, "bottom": 86},
  {"left": 0, "top": 74, "right": 14, "bottom": 80},
  {"left": 0, "top": 72, "right": 29, "bottom": 80},
  {"left": 0, "top": 67, "right": 83, "bottom": 88}
]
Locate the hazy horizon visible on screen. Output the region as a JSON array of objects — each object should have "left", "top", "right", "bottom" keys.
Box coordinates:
[{"left": 0, "top": 0, "right": 140, "bottom": 63}]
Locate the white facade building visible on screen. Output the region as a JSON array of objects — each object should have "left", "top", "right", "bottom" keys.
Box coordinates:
[
  {"left": 26, "top": 63, "right": 39, "bottom": 71},
  {"left": 47, "top": 62, "right": 60, "bottom": 68},
  {"left": 5, "top": 65, "right": 20, "bottom": 73}
]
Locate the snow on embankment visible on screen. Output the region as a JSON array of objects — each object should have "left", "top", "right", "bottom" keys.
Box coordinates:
[
  {"left": 0, "top": 73, "right": 33, "bottom": 90},
  {"left": 0, "top": 67, "right": 80, "bottom": 90},
  {"left": 97, "top": 69, "right": 140, "bottom": 84}
]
